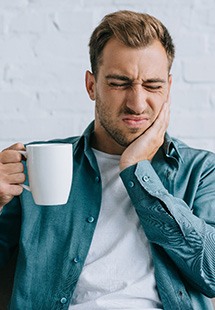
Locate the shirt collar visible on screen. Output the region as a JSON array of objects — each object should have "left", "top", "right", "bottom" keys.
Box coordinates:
[
  {"left": 163, "top": 132, "right": 183, "bottom": 163},
  {"left": 72, "top": 121, "right": 94, "bottom": 153},
  {"left": 82, "top": 121, "right": 95, "bottom": 153},
  {"left": 72, "top": 121, "right": 98, "bottom": 171}
]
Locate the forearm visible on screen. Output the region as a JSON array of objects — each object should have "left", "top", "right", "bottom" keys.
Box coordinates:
[{"left": 120, "top": 160, "right": 215, "bottom": 297}]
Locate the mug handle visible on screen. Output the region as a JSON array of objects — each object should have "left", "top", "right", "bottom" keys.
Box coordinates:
[{"left": 18, "top": 150, "right": 30, "bottom": 192}]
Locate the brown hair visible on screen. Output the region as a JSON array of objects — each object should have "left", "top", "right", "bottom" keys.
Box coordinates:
[{"left": 89, "top": 10, "right": 175, "bottom": 78}]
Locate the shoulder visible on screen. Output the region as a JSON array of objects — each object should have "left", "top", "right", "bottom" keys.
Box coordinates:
[{"left": 172, "top": 136, "right": 215, "bottom": 168}]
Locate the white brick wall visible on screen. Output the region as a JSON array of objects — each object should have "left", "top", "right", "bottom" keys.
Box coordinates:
[{"left": 0, "top": 0, "right": 215, "bottom": 152}]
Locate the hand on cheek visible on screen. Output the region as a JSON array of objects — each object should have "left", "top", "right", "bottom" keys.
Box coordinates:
[{"left": 119, "top": 100, "right": 170, "bottom": 171}]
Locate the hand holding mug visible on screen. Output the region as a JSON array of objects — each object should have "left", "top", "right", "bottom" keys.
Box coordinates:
[{"left": 0, "top": 143, "right": 26, "bottom": 208}]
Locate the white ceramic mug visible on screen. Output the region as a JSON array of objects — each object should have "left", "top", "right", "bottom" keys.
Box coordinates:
[{"left": 20, "top": 143, "right": 73, "bottom": 205}]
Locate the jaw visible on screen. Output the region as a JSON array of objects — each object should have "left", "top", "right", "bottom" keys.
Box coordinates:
[
  {"left": 92, "top": 116, "right": 149, "bottom": 155},
  {"left": 92, "top": 119, "right": 126, "bottom": 154}
]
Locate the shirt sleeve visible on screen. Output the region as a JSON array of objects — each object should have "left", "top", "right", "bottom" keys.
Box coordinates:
[{"left": 120, "top": 158, "right": 215, "bottom": 298}]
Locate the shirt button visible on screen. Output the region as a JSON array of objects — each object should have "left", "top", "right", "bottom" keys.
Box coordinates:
[
  {"left": 87, "top": 216, "right": 95, "bottom": 223},
  {"left": 73, "top": 257, "right": 79, "bottom": 263},
  {"left": 128, "top": 181, "right": 135, "bottom": 188},
  {"left": 60, "top": 297, "right": 67, "bottom": 304},
  {"left": 95, "top": 176, "right": 100, "bottom": 183},
  {"left": 179, "top": 291, "right": 183, "bottom": 298},
  {"left": 142, "top": 175, "right": 150, "bottom": 182}
]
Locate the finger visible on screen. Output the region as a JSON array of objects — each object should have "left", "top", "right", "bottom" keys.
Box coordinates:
[
  {"left": 0, "top": 185, "right": 23, "bottom": 206},
  {"left": 1, "top": 162, "right": 24, "bottom": 175},
  {"left": 9, "top": 184, "right": 24, "bottom": 196},
  {"left": 0, "top": 150, "right": 23, "bottom": 164},
  {"left": 4, "top": 143, "right": 25, "bottom": 151},
  {"left": 6, "top": 173, "right": 26, "bottom": 185}
]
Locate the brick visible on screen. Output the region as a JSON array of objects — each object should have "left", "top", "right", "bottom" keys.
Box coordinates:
[
  {"left": 0, "top": 15, "right": 4, "bottom": 34},
  {"left": 112, "top": 0, "right": 193, "bottom": 18},
  {"left": 179, "top": 138, "right": 215, "bottom": 153},
  {"left": 4, "top": 60, "right": 89, "bottom": 92},
  {"left": 9, "top": 11, "right": 46, "bottom": 33},
  {"left": 183, "top": 58, "right": 215, "bottom": 82},
  {"left": 169, "top": 111, "right": 215, "bottom": 138},
  {"left": 113, "top": 0, "right": 168, "bottom": 6},
  {"left": 35, "top": 32, "right": 89, "bottom": 61},
  {"left": 190, "top": 7, "right": 215, "bottom": 31},
  {"left": 0, "top": 63, "right": 3, "bottom": 88},
  {"left": 0, "top": 36, "right": 35, "bottom": 62},
  {"left": 38, "top": 91, "right": 94, "bottom": 113},
  {"left": 207, "top": 35, "right": 215, "bottom": 55},
  {"left": 210, "top": 91, "right": 215, "bottom": 108},
  {"left": 27, "top": 0, "right": 81, "bottom": 9},
  {"left": 208, "top": 9, "right": 215, "bottom": 26},
  {"left": 0, "top": 91, "right": 36, "bottom": 115},
  {"left": 175, "top": 34, "right": 206, "bottom": 57},
  {"left": 54, "top": 11, "right": 93, "bottom": 35},
  {"left": 0, "top": 113, "right": 90, "bottom": 144},
  {"left": 171, "top": 87, "right": 210, "bottom": 110},
  {"left": 0, "top": 0, "right": 28, "bottom": 8},
  {"left": 81, "top": 0, "right": 114, "bottom": 7}
]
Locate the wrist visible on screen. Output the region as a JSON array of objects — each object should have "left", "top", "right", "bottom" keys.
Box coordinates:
[{"left": 119, "top": 159, "right": 135, "bottom": 171}]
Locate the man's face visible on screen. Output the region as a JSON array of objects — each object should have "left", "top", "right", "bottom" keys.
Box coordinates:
[{"left": 86, "top": 38, "right": 172, "bottom": 154}]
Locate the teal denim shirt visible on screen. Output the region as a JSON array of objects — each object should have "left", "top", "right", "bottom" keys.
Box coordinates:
[{"left": 0, "top": 122, "right": 215, "bottom": 309}]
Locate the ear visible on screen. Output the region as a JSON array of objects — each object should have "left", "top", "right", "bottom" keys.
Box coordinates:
[
  {"left": 85, "top": 70, "right": 96, "bottom": 100},
  {"left": 168, "top": 74, "right": 172, "bottom": 86}
]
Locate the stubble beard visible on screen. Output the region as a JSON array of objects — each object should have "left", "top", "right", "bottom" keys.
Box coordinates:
[{"left": 95, "top": 96, "right": 144, "bottom": 148}]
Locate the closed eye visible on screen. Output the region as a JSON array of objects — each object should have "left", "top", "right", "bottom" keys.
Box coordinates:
[
  {"left": 144, "top": 85, "right": 162, "bottom": 91},
  {"left": 109, "top": 82, "right": 131, "bottom": 88}
]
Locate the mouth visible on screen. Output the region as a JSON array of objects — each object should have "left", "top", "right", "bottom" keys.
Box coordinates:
[{"left": 122, "top": 115, "right": 149, "bottom": 128}]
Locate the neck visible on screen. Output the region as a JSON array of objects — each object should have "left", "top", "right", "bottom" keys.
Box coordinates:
[{"left": 91, "top": 131, "right": 125, "bottom": 155}]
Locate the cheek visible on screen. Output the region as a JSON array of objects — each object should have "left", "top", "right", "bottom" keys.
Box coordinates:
[
  {"left": 149, "top": 95, "right": 165, "bottom": 114},
  {"left": 104, "top": 90, "right": 127, "bottom": 110}
]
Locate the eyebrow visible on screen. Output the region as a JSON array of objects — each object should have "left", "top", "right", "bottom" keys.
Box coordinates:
[{"left": 105, "top": 74, "right": 166, "bottom": 84}]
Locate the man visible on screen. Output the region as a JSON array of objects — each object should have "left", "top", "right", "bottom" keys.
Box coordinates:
[{"left": 0, "top": 10, "right": 215, "bottom": 310}]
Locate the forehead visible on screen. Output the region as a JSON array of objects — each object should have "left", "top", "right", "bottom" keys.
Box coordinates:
[{"left": 98, "top": 38, "right": 169, "bottom": 79}]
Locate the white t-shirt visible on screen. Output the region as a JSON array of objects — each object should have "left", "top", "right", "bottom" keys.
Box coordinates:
[{"left": 70, "top": 149, "right": 162, "bottom": 309}]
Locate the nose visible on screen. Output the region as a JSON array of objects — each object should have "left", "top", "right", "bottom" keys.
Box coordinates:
[{"left": 125, "top": 84, "right": 148, "bottom": 114}]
